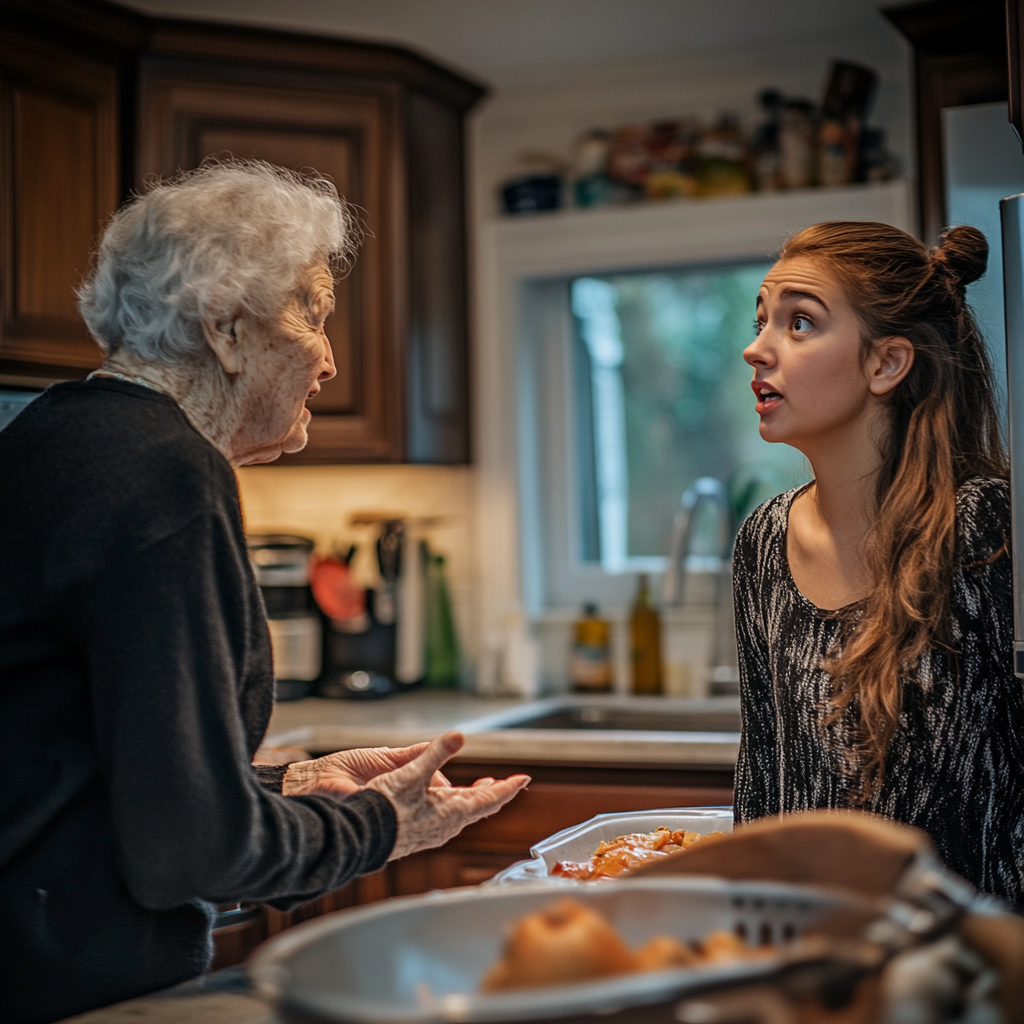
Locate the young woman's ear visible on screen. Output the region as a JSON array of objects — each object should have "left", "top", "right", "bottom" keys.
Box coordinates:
[
  {"left": 867, "top": 336, "right": 915, "bottom": 396},
  {"left": 200, "top": 315, "right": 245, "bottom": 375}
]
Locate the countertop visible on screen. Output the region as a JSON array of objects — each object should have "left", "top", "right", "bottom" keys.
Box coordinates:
[
  {"left": 263, "top": 692, "right": 740, "bottom": 767},
  {"left": 59, "top": 970, "right": 273, "bottom": 1024}
]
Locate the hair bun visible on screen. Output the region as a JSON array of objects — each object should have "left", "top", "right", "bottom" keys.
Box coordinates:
[{"left": 934, "top": 225, "right": 988, "bottom": 288}]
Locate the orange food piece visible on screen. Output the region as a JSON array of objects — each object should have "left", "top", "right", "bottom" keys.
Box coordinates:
[
  {"left": 481, "top": 898, "right": 636, "bottom": 991},
  {"left": 551, "top": 826, "right": 722, "bottom": 881},
  {"left": 480, "top": 899, "right": 777, "bottom": 993},
  {"left": 633, "top": 935, "right": 699, "bottom": 971}
]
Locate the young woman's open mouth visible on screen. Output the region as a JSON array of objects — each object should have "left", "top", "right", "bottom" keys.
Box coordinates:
[{"left": 752, "top": 380, "right": 783, "bottom": 414}]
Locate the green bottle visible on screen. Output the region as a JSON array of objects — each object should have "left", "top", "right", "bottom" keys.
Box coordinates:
[{"left": 425, "top": 546, "right": 460, "bottom": 688}]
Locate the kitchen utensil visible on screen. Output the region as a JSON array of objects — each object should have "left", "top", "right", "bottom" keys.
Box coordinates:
[
  {"left": 491, "top": 807, "right": 734, "bottom": 884},
  {"left": 248, "top": 877, "right": 857, "bottom": 1024},
  {"left": 374, "top": 520, "right": 403, "bottom": 626},
  {"left": 395, "top": 528, "right": 425, "bottom": 685}
]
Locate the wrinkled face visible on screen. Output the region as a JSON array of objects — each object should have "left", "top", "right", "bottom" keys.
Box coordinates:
[
  {"left": 235, "top": 263, "right": 336, "bottom": 465},
  {"left": 743, "top": 257, "right": 876, "bottom": 454}
]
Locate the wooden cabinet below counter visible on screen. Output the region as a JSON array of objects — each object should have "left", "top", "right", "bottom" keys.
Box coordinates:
[{"left": 212, "top": 761, "right": 733, "bottom": 970}]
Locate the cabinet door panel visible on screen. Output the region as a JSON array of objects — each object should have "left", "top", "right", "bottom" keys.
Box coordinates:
[
  {"left": 0, "top": 35, "right": 117, "bottom": 374},
  {"left": 137, "top": 68, "right": 405, "bottom": 460},
  {"left": 406, "top": 92, "right": 469, "bottom": 462}
]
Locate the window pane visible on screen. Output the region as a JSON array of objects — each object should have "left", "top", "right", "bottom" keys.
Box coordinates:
[{"left": 572, "top": 263, "right": 809, "bottom": 561}]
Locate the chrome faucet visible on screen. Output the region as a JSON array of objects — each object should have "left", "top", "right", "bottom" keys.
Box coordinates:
[
  {"left": 662, "top": 477, "right": 732, "bottom": 607},
  {"left": 662, "top": 476, "right": 739, "bottom": 695}
]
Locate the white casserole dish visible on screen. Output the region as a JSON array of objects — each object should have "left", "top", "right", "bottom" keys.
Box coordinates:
[
  {"left": 490, "top": 806, "right": 734, "bottom": 884},
  {"left": 247, "top": 877, "right": 853, "bottom": 1024}
]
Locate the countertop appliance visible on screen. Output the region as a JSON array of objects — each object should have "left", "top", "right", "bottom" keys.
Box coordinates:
[{"left": 248, "top": 534, "right": 322, "bottom": 701}]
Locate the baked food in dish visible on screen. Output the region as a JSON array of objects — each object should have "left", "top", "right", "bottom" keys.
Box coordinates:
[{"left": 551, "top": 826, "right": 724, "bottom": 880}]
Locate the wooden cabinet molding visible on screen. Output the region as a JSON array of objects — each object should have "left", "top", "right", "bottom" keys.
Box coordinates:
[
  {"left": 0, "top": 31, "right": 119, "bottom": 377},
  {"left": 884, "top": 0, "right": 1009, "bottom": 242}
]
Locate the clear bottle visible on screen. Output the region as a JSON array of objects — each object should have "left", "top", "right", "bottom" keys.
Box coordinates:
[
  {"left": 630, "top": 574, "right": 663, "bottom": 695},
  {"left": 569, "top": 602, "right": 612, "bottom": 693}
]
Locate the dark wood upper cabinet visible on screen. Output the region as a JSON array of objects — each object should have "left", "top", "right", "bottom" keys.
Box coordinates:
[
  {"left": 0, "top": 29, "right": 119, "bottom": 379},
  {"left": 0, "top": 1, "right": 483, "bottom": 463},
  {"left": 884, "top": 0, "right": 1009, "bottom": 241}
]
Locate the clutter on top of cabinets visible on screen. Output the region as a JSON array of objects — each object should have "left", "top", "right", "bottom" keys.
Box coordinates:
[{"left": 499, "top": 60, "right": 897, "bottom": 216}]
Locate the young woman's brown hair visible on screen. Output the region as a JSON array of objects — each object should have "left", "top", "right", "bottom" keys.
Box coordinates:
[{"left": 776, "top": 221, "right": 1008, "bottom": 800}]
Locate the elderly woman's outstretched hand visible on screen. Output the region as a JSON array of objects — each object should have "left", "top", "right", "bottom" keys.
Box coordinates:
[
  {"left": 282, "top": 743, "right": 452, "bottom": 798},
  {"left": 361, "top": 732, "right": 530, "bottom": 861}
]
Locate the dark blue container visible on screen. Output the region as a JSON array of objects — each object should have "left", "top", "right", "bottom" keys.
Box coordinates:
[{"left": 501, "top": 173, "right": 562, "bottom": 214}]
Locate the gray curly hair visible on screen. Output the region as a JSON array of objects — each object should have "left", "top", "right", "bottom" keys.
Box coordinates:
[{"left": 78, "top": 159, "right": 358, "bottom": 363}]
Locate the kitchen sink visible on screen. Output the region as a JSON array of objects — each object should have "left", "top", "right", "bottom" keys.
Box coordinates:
[
  {"left": 466, "top": 696, "right": 741, "bottom": 735},
  {"left": 503, "top": 705, "right": 740, "bottom": 732}
]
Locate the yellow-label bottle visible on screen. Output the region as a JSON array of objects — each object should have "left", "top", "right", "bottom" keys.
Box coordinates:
[
  {"left": 630, "top": 574, "right": 663, "bottom": 695},
  {"left": 569, "top": 602, "right": 612, "bottom": 692}
]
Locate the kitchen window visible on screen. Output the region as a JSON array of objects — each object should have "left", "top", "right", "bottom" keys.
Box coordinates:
[
  {"left": 519, "top": 258, "right": 809, "bottom": 612},
  {"left": 570, "top": 262, "right": 808, "bottom": 571}
]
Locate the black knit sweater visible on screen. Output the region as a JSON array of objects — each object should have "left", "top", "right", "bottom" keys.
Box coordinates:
[
  {"left": 733, "top": 477, "right": 1024, "bottom": 910},
  {"left": 0, "top": 380, "right": 396, "bottom": 1024}
]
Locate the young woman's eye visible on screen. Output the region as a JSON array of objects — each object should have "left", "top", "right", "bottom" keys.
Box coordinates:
[
  {"left": 792, "top": 314, "right": 814, "bottom": 334},
  {"left": 753, "top": 318, "right": 765, "bottom": 336}
]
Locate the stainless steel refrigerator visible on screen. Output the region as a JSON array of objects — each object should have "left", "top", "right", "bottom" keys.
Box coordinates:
[
  {"left": 1002, "top": 193, "right": 1024, "bottom": 676},
  {"left": 1004, "top": 0, "right": 1024, "bottom": 676}
]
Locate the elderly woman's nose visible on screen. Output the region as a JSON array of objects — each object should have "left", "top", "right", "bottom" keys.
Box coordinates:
[{"left": 319, "top": 333, "right": 337, "bottom": 381}]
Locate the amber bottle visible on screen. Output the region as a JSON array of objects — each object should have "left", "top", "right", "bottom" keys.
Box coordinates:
[
  {"left": 569, "top": 603, "right": 612, "bottom": 693},
  {"left": 630, "top": 574, "right": 663, "bottom": 695}
]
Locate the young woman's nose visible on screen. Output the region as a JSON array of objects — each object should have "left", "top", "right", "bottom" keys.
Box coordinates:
[{"left": 743, "top": 329, "right": 774, "bottom": 369}]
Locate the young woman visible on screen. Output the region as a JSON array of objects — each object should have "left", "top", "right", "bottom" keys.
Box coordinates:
[{"left": 733, "top": 221, "right": 1023, "bottom": 910}]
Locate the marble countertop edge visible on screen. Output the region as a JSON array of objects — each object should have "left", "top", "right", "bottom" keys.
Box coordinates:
[{"left": 264, "top": 725, "right": 739, "bottom": 766}]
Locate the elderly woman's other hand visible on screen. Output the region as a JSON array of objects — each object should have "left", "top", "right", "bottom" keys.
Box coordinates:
[
  {"left": 281, "top": 743, "right": 452, "bottom": 798},
  {"left": 356, "top": 732, "right": 530, "bottom": 860}
]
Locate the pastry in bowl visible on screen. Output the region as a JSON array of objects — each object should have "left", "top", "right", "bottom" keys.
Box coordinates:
[{"left": 481, "top": 898, "right": 771, "bottom": 992}]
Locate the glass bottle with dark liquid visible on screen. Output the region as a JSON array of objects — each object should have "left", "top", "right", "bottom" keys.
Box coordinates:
[{"left": 630, "top": 574, "right": 663, "bottom": 695}]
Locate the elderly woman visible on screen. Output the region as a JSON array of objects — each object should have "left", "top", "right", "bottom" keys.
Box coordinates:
[{"left": 0, "top": 161, "right": 529, "bottom": 1024}]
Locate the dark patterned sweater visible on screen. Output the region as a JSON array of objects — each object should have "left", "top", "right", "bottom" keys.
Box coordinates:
[{"left": 733, "top": 476, "right": 1024, "bottom": 910}]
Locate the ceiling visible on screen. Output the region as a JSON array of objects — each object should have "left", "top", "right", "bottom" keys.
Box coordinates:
[{"left": 122, "top": 0, "right": 909, "bottom": 87}]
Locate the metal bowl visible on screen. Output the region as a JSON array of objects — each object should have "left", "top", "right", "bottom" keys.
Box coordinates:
[
  {"left": 248, "top": 877, "right": 854, "bottom": 1024},
  {"left": 491, "top": 807, "right": 735, "bottom": 884}
]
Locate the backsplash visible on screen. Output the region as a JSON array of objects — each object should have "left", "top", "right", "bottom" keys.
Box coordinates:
[{"left": 235, "top": 464, "right": 479, "bottom": 663}]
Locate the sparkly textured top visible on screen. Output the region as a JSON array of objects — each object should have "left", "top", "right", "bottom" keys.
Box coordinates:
[{"left": 732, "top": 476, "right": 1024, "bottom": 910}]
